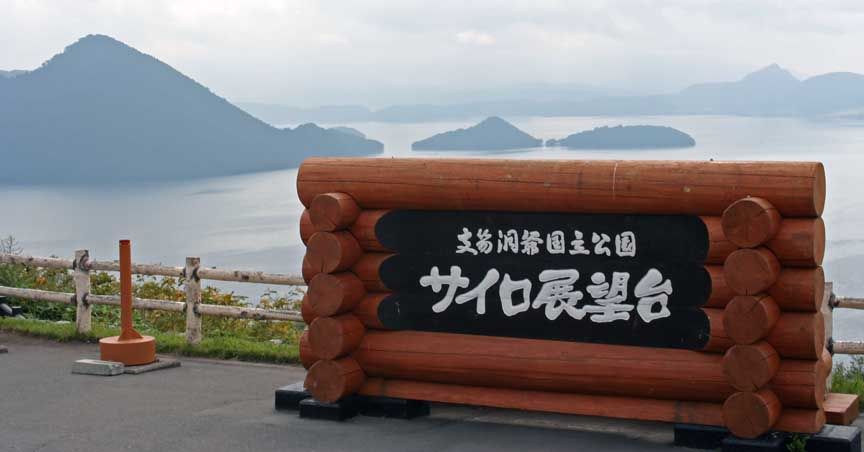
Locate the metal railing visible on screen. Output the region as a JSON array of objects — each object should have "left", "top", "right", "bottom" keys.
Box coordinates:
[{"left": 0, "top": 251, "right": 304, "bottom": 345}]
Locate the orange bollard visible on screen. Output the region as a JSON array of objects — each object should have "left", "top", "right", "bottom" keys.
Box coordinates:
[{"left": 99, "top": 240, "right": 157, "bottom": 366}]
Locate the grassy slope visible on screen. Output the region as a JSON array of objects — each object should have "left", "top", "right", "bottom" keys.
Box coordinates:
[{"left": 0, "top": 318, "right": 300, "bottom": 364}]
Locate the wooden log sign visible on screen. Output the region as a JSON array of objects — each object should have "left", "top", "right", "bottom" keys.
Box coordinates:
[{"left": 373, "top": 210, "right": 712, "bottom": 349}]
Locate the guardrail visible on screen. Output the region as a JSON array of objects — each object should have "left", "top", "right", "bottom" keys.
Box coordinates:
[
  {"left": 0, "top": 251, "right": 304, "bottom": 345},
  {"left": 1, "top": 251, "right": 863, "bottom": 354}
]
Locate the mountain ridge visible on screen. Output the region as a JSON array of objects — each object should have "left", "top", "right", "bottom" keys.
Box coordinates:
[
  {"left": 412, "top": 116, "right": 542, "bottom": 151},
  {"left": 0, "top": 34, "right": 383, "bottom": 184}
]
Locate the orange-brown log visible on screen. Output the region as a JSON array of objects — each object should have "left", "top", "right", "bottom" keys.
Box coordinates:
[
  {"left": 350, "top": 253, "right": 392, "bottom": 292},
  {"left": 299, "top": 331, "right": 318, "bottom": 369},
  {"left": 766, "top": 350, "right": 830, "bottom": 409},
  {"left": 334, "top": 213, "right": 820, "bottom": 267},
  {"left": 706, "top": 308, "right": 824, "bottom": 359},
  {"left": 723, "top": 295, "right": 780, "bottom": 344},
  {"left": 353, "top": 330, "right": 733, "bottom": 403},
  {"left": 307, "top": 272, "right": 366, "bottom": 317},
  {"left": 300, "top": 210, "right": 314, "bottom": 245},
  {"left": 770, "top": 267, "right": 825, "bottom": 312},
  {"left": 704, "top": 217, "right": 738, "bottom": 265},
  {"left": 358, "top": 378, "right": 824, "bottom": 433},
  {"left": 305, "top": 231, "right": 363, "bottom": 274},
  {"left": 722, "top": 389, "right": 782, "bottom": 438},
  {"left": 766, "top": 312, "right": 825, "bottom": 359},
  {"left": 722, "top": 342, "right": 780, "bottom": 391},
  {"left": 304, "top": 357, "right": 365, "bottom": 403},
  {"left": 773, "top": 408, "right": 826, "bottom": 435},
  {"left": 352, "top": 293, "right": 387, "bottom": 329},
  {"left": 724, "top": 248, "right": 781, "bottom": 295},
  {"left": 824, "top": 393, "right": 860, "bottom": 426},
  {"left": 300, "top": 294, "right": 317, "bottom": 325},
  {"left": 308, "top": 314, "right": 366, "bottom": 360},
  {"left": 297, "top": 158, "right": 826, "bottom": 217},
  {"left": 309, "top": 192, "right": 361, "bottom": 232},
  {"left": 706, "top": 267, "right": 824, "bottom": 312},
  {"left": 360, "top": 378, "right": 726, "bottom": 426},
  {"left": 301, "top": 256, "right": 316, "bottom": 283},
  {"left": 349, "top": 210, "right": 390, "bottom": 252},
  {"left": 703, "top": 308, "right": 734, "bottom": 353},
  {"left": 766, "top": 218, "right": 825, "bottom": 267},
  {"left": 721, "top": 197, "right": 781, "bottom": 248}
]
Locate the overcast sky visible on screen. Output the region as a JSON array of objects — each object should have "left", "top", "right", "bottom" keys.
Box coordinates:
[{"left": 2, "top": 0, "right": 863, "bottom": 107}]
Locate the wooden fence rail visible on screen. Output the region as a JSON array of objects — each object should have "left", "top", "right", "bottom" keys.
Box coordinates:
[
  {"left": 0, "top": 251, "right": 304, "bottom": 344},
  {"left": 1, "top": 251, "right": 863, "bottom": 352}
]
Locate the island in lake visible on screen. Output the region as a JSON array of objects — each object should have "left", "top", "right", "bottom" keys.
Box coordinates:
[
  {"left": 412, "top": 116, "right": 542, "bottom": 151},
  {"left": 546, "top": 125, "right": 695, "bottom": 149}
]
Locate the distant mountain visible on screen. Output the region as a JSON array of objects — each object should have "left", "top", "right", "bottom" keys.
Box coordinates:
[
  {"left": 412, "top": 117, "right": 542, "bottom": 151},
  {"left": 547, "top": 125, "right": 695, "bottom": 149},
  {"left": 0, "top": 35, "right": 382, "bottom": 184},
  {"left": 243, "top": 64, "right": 864, "bottom": 122}
]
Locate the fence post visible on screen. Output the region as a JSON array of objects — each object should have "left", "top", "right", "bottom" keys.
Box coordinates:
[
  {"left": 73, "top": 249, "right": 91, "bottom": 334},
  {"left": 184, "top": 257, "right": 202, "bottom": 345}
]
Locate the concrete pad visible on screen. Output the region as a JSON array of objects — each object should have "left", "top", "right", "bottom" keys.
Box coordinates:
[
  {"left": 71, "top": 358, "right": 124, "bottom": 376},
  {"left": 124, "top": 358, "right": 181, "bottom": 375}
]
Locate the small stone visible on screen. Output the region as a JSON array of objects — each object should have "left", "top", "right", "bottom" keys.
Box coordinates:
[
  {"left": 55, "top": 320, "right": 71, "bottom": 325},
  {"left": 72, "top": 359, "right": 124, "bottom": 376},
  {"left": 0, "top": 345, "right": 8, "bottom": 354},
  {"left": 269, "top": 339, "right": 283, "bottom": 345}
]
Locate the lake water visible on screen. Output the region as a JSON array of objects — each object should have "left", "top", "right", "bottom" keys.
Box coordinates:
[{"left": 3, "top": 114, "right": 864, "bottom": 343}]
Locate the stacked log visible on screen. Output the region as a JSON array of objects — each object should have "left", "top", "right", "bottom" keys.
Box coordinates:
[
  {"left": 301, "top": 193, "right": 367, "bottom": 402},
  {"left": 297, "top": 158, "right": 831, "bottom": 436},
  {"left": 717, "top": 197, "right": 828, "bottom": 438}
]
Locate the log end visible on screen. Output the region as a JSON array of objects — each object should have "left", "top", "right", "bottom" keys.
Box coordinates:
[
  {"left": 300, "top": 210, "right": 314, "bottom": 244},
  {"left": 308, "top": 272, "right": 366, "bottom": 317},
  {"left": 310, "top": 193, "right": 361, "bottom": 232},
  {"left": 306, "top": 231, "right": 363, "bottom": 274},
  {"left": 722, "top": 390, "right": 781, "bottom": 439},
  {"left": 723, "top": 295, "right": 780, "bottom": 344},
  {"left": 309, "top": 314, "right": 366, "bottom": 360},
  {"left": 723, "top": 248, "right": 781, "bottom": 295},
  {"left": 300, "top": 294, "right": 318, "bottom": 325},
  {"left": 722, "top": 197, "right": 781, "bottom": 248},
  {"left": 299, "top": 331, "right": 318, "bottom": 369},
  {"left": 305, "top": 357, "right": 365, "bottom": 403},
  {"left": 722, "top": 342, "right": 780, "bottom": 391}
]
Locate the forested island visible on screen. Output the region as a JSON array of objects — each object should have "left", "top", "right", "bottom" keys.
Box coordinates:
[
  {"left": 546, "top": 125, "right": 695, "bottom": 149},
  {"left": 412, "top": 117, "right": 541, "bottom": 151}
]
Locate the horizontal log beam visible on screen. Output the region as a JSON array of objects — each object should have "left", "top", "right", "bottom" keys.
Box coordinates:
[
  {"left": 298, "top": 158, "right": 825, "bottom": 217},
  {"left": 358, "top": 378, "right": 824, "bottom": 434},
  {"left": 300, "top": 213, "right": 823, "bottom": 268}
]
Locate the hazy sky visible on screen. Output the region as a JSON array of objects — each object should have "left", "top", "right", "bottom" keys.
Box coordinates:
[{"left": 2, "top": 0, "right": 863, "bottom": 106}]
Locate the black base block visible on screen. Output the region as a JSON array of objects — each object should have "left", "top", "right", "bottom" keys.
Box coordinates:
[
  {"left": 356, "top": 396, "right": 430, "bottom": 419},
  {"left": 722, "top": 433, "right": 785, "bottom": 452},
  {"left": 801, "top": 425, "right": 862, "bottom": 452},
  {"left": 274, "top": 382, "right": 309, "bottom": 411},
  {"left": 298, "top": 397, "right": 358, "bottom": 421},
  {"left": 673, "top": 424, "right": 729, "bottom": 450}
]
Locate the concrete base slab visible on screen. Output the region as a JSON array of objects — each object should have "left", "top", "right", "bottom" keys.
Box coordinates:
[
  {"left": 673, "top": 424, "right": 728, "bottom": 450},
  {"left": 721, "top": 432, "right": 784, "bottom": 452},
  {"left": 299, "top": 397, "right": 358, "bottom": 421},
  {"left": 803, "top": 425, "right": 862, "bottom": 452},
  {"left": 275, "top": 382, "right": 309, "bottom": 411},
  {"left": 124, "top": 358, "right": 180, "bottom": 375},
  {"left": 357, "top": 396, "right": 431, "bottom": 419},
  {"left": 72, "top": 359, "right": 125, "bottom": 376}
]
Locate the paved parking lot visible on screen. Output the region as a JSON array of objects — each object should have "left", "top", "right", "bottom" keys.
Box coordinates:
[{"left": 1, "top": 332, "right": 856, "bottom": 452}]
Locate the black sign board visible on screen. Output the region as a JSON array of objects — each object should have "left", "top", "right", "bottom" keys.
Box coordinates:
[{"left": 373, "top": 210, "right": 712, "bottom": 349}]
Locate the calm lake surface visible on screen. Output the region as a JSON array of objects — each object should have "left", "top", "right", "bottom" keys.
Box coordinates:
[{"left": 3, "top": 115, "right": 863, "bottom": 342}]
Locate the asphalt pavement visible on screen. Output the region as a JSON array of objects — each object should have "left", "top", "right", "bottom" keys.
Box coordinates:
[{"left": 0, "top": 332, "right": 778, "bottom": 451}]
